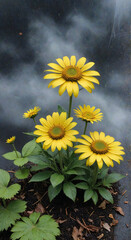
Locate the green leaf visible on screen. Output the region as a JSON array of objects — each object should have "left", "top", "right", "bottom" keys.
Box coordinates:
[
  {"left": 0, "top": 183, "right": 21, "bottom": 199},
  {"left": 73, "top": 175, "right": 87, "bottom": 181},
  {"left": 104, "top": 173, "right": 125, "bottom": 184},
  {"left": 74, "top": 168, "right": 86, "bottom": 175},
  {"left": 29, "top": 170, "right": 52, "bottom": 182},
  {"left": 11, "top": 212, "right": 60, "bottom": 240},
  {"left": 92, "top": 191, "right": 98, "bottom": 205},
  {"left": 28, "top": 155, "right": 50, "bottom": 170},
  {"left": 28, "top": 155, "right": 44, "bottom": 164},
  {"left": 57, "top": 105, "right": 66, "bottom": 114},
  {"left": 29, "top": 144, "right": 42, "bottom": 155},
  {"left": 50, "top": 173, "right": 65, "bottom": 188},
  {"left": 22, "top": 140, "right": 36, "bottom": 157},
  {"left": 66, "top": 168, "right": 86, "bottom": 175},
  {"left": 8, "top": 199, "right": 27, "bottom": 212},
  {"left": 75, "top": 182, "right": 89, "bottom": 190},
  {"left": 65, "top": 169, "right": 77, "bottom": 175},
  {"left": 14, "top": 157, "right": 29, "bottom": 166},
  {"left": 84, "top": 189, "right": 94, "bottom": 202},
  {"left": 15, "top": 168, "right": 30, "bottom": 180},
  {"left": 48, "top": 184, "right": 62, "bottom": 202},
  {"left": 0, "top": 169, "right": 21, "bottom": 199},
  {"left": 31, "top": 164, "right": 48, "bottom": 172},
  {"left": 23, "top": 131, "right": 36, "bottom": 137},
  {"left": 2, "top": 151, "right": 21, "bottom": 160},
  {"left": 98, "top": 187, "right": 113, "bottom": 204},
  {"left": 0, "top": 200, "right": 26, "bottom": 231},
  {"left": 98, "top": 168, "right": 109, "bottom": 179},
  {"left": 0, "top": 169, "right": 10, "bottom": 186},
  {"left": 67, "top": 158, "right": 86, "bottom": 169},
  {"left": 63, "top": 182, "right": 77, "bottom": 202}
]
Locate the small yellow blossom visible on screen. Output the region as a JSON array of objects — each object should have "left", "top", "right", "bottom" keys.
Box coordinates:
[
  {"left": 74, "top": 105, "right": 103, "bottom": 124},
  {"left": 6, "top": 136, "right": 16, "bottom": 144},
  {"left": 23, "top": 106, "right": 41, "bottom": 119}
]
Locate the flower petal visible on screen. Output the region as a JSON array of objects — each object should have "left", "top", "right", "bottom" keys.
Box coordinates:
[
  {"left": 44, "top": 73, "right": 62, "bottom": 79},
  {"left": 81, "top": 62, "right": 95, "bottom": 72},
  {"left": 82, "top": 76, "right": 99, "bottom": 84},
  {"left": 81, "top": 135, "right": 93, "bottom": 143},
  {"left": 79, "top": 151, "right": 92, "bottom": 160},
  {"left": 78, "top": 79, "right": 95, "bottom": 89},
  {"left": 52, "top": 112, "right": 60, "bottom": 125},
  {"left": 56, "top": 58, "right": 66, "bottom": 68},
  {"left": 51, "top": 78, "right": 66, "bottom": 88},
  {"left": 67, "top": 82, "right": 73, "bottom": 96},
  {"left": 48, "top": 63, "right": 63, "bottom": 71},
  {"left": 82, "top": 71, "right": 100, "bottom": 76},
  {"left": 77, "top": 57, "right": 86, "bottom": 68},
  {"left": 70, "top": 56, "right": 76, "bottom": 66},
  {"left": 99, "top": 132, "right": 105, "bottom": 140},
  {"left": 63, "top": 56, "right": 70, "bottom": 66},
  {"left": 93, "top": 131, "right": 100, "bottom": 140},
  {"left": 59, "top": 82, "right": 67, "bottom": 96},
  {"left": 72, "top": 82, "right": 79, "bottom": 97}
]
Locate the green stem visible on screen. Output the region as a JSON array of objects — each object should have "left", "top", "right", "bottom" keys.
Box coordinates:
[
  {"left": 83, "top": 121, "right": 88, "bottom": 135},
  {"left": 68, "top": 95, "right": 73, "bottom": 118},
  {"left": 2, "top": 199, "right": 6, "bottom": 208},
  {"left": 92, "top": 162, "right": 99, "bottom": 187},
  {"left": 12, "top": 143, "right": 18, "bottom": 158},
  {"left": 33, "top": 118, "right": 37, "bottom": 124},
  {"left": 39, "top": 142, "right": 47, "bottom": 155},
  {"left": 53, "top": 157, "right": 60, "bottom": 172},
  {"left": 67, "top": 147, "right": 69, "bottom": 160},
  {"left": 58, "top": 151, "right": 63, "bottom": 171},
  {"left": 67, "top": 95, "right": 73, "bottom": 158}
]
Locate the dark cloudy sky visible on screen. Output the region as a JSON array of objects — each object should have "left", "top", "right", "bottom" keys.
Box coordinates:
[{"left": 0, "top": 0, "right": 131, "bottom": 169}]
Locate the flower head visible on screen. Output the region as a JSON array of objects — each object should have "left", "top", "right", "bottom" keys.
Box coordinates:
[
  {"left": 75, "top": 132, "right": 125, "bottom": 169},
  {"left": 44, "top": 56, "right": 100, "bottom": 97},
  {"left": 23, "top": 106, "right": 41, "bottom": 119},
  {"left": 74, "top": 105, "right": 103, "bottom": 123},
  {"left": 34, "top": 112, "right": 79, "bottom": 152},
  {"left": 6, "top": 136, "right": 16, "bottom": 144}
]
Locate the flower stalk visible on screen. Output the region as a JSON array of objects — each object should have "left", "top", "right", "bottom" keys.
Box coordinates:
[
  {"left": 12, "top": 143, "right": 18, "bottom": 158},
  {"left": 58, "top": 151, "right": 63, "bottom": 171},
  {"left": 68, "top": 95, "right": 73, "bottom": 118},
  {"left": 92, "top": 162, "right": 99, "bottom": 187},
  {"left": 33, "top": 118, "right": 37, "bottom": 125},
  {"left": 83, "top": 121, "right": 88, "bottom": 134}
]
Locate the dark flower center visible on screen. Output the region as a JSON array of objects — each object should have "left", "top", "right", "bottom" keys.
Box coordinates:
[
  {"left": 62, "top": 66, "right": 82, "bottom": 81},
  {"left": 90, "top": 140, "right": 108, "bottom": 154},
  {"left": 49, "top": 126, "right": 65, "bottom": 139}
]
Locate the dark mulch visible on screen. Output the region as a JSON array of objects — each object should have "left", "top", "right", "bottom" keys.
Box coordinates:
[{"left": 0, "top": 177, "right": 120, "bottom": 240}]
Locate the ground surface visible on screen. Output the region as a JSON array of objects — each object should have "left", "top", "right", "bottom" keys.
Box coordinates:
[{"left": 0, "top": 178, "right": 125, "bottom": 240}]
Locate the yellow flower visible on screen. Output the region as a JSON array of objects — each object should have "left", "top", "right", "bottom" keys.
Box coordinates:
[
  {"left": 44, "top": 56, "right": 100, "bottom": 97},
  {"left": 6, "top": 136, "right": 16, "bottom": 144},
  {"left": 34, "top": 112, "right": 79, "bottom": 152},
  {"left": 74, "top": 105, "right": 103, "bottom": 124},
  {"left": 23, "top": 106, "right": 41, "bottom": 119},
  {"left": 75, "top": 132, "right": 125, "bottom": 169}
]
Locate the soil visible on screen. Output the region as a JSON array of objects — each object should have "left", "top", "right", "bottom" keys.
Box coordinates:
[{"left": 0, "top": 177, "right": 120, "bottom": 240}]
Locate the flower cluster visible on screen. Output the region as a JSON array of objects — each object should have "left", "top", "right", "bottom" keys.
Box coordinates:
[
  {"left": 43, "top": 56, "right": 125, "bottom": 169},
  {"left": 4, "top": 55, "right": 125, "bottom": 206}
]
